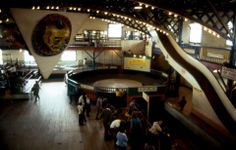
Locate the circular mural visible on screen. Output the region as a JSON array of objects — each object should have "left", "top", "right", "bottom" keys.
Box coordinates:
[{"left": 32, "top": 14, "right": 72, "bottom": 56}]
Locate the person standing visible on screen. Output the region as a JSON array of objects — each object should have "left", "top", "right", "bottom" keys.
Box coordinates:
[
  {"left": 85, "top": 95, "right": 91, "bottom": 117},
  {"left": 129, "top": 111, "right": 143, "bottom": 150},
  {"left": 100, "top": 105, "right": 113, "bottom": 140},
  {"left": 110, "top": 119, "right": 121, "bottom": 145},
  {"left": 78, "top": 92, "right": 86, "bottom": 105},
  {"left": 145, "top": 120, "right": 163, "bottom": 149},
  {"left": 115, "top": 88, "right": 124, "bottom": 108},
  {"left": 78, "top": 92, "right": 90, "bottom": 118},
  {"left": 96, "top": 96, "right": 104, "bottom": 119},
  {"left": 31, "top": 81, "right": 40, "bottom": 102},
  {"left": 77, "top": 102, "right": 86, "bottom": 125}
]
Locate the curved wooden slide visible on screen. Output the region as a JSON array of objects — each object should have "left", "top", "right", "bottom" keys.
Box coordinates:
[{"left": 157, "top": 33, "right": 236, "bottom": 137}]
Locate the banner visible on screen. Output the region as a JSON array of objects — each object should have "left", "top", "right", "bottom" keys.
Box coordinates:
[{"left": 124, "top": 57, "right": 150, "bottom": 72}]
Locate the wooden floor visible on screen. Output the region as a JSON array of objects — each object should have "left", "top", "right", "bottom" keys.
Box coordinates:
[{"left": 0, "top": 80, "right": 115, "bottom": 150}]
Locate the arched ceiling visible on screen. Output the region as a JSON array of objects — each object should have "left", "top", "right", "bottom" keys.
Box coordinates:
[{"left": 0, "top": 0, "right": 235, "bottom": 49}]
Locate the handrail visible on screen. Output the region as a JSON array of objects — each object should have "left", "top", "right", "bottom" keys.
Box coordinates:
[
  {"left": 156, "top": 32, "right": 236, "bottom": 136},
  {"left": 22, "top": 70, "right": 34, "bottom": 80}
]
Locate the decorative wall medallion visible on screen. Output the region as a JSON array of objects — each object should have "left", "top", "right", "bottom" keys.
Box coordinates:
[{"left": 32, "top": 14, "right": 71, "bottom": 56}]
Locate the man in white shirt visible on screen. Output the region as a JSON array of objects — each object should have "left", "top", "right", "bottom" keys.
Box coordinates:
[
  {"left": 149, "top": 120, "right": 163, "bottom": 135},
  {"left": 78, "top": 92, "right": 91, "bottom": 117},
  {"left": 96, "top": 96, "right": 104, "bottom": 119}
]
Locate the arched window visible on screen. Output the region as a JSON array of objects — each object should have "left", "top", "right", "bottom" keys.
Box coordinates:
[{"left": 189, "top": 23, "right": 202, "bottom": 43}]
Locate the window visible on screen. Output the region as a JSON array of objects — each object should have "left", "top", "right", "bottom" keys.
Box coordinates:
[
  {"left": 108, "top": 23, "right": 122, "bottom": 38},
  {"left": 226, "top": 21, "right": 233, "bottom": 46},
  {"left": 189, "top": 23, "right": 202, "bottom": 43},
  {"left": 24, "top": 50, "right": 35, "bottom": 63},
  {"left": 226, "top": 39, "right": 233, "bottom": 46},
  {"left": 60, "top": 50, "right": 76, "bottom": 61}
]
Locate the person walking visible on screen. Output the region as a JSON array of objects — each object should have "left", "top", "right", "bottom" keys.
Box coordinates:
[
  {"left": 31, "top": 81, "right": 40, "bottom": 102},
  {"left": 129, "top": 111, "right": 143, "bottom": 150}
]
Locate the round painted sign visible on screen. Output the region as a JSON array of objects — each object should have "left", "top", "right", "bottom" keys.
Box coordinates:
[{"left": 32, "top": 14, "right": 71, "bottom": 56}]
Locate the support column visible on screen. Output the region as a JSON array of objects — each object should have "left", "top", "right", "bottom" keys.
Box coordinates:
[
  {"left": 229, "top": 14, "right": 236, "bottom": 68},
  {"left": 227, "top": 14, "right": 236, "bottom": 94}
]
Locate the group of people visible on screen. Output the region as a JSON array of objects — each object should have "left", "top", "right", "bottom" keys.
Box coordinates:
[
  {"left": 96, "top": 98, "right": 170, "bottom": 150},
  {"left": 97, "top": 101, "right": 130, "bottom": 149},
  {"left": 75, "top": 93, "right": 172, "bottom": 150}
]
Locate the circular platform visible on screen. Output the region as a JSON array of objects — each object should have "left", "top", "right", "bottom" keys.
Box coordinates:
[
  {"left": 67, "top": 69, "right": 167, "bottom": 93},
  {"left": 93, "top": 79, "right": 143, "bottom": 88}
]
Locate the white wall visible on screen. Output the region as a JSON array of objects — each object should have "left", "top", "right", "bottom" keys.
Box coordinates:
[{"left": 121, "top": 40, "right": 145, "bottom": 54}]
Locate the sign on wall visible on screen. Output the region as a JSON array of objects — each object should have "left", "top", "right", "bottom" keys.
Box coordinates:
[
  {"left": 221, "top": 66, "right": 236, "bottom": 81},
  {"left": 124, "top": 57, "right": 151, "bottom": 72}
]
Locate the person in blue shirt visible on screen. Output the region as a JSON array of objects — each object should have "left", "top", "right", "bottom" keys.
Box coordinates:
[
  {"left": 129, "top": 111, "right": 143, "bottom": 150},
  {"left": 116, "top": 126, "right": 128, "bottom": 150}
]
